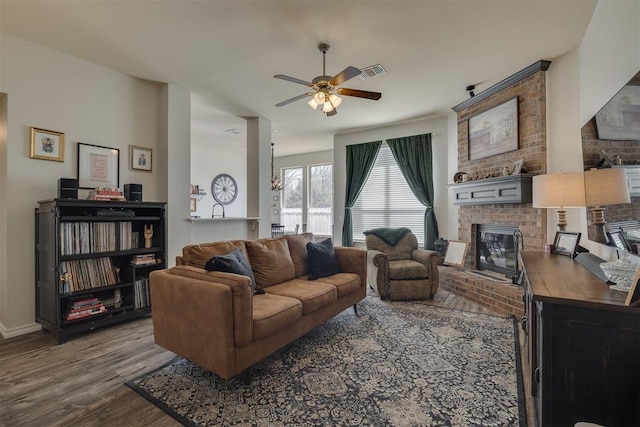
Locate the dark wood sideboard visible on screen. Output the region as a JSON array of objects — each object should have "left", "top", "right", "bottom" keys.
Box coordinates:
[{"left": 520, "top": 252, "right": 640, "bottom": 427}]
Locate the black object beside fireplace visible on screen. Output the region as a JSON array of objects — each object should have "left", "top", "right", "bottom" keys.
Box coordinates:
[{"left": 476, "top": 224, "right": 521, "bottom": 279}]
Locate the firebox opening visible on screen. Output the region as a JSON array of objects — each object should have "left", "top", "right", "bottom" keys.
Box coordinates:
[{"left": 476, "top": 224, "right": 520, "bottom": 279}]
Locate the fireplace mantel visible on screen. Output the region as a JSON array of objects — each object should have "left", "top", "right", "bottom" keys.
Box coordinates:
[{"left": 448, "top": 174, "right": 533, "bottom": 205}]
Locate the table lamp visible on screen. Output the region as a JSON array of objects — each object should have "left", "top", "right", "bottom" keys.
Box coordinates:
[
  {"left": 532, "top": 172, "right": 586, "bottom": 231},
  {"left": 584, "top": 168, "right": 631, "bottom": 244}
]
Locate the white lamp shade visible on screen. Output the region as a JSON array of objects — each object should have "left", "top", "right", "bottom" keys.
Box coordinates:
[
  {"left": 322, "top": 101, "right": 334, "bottom": 113},
  {"left": 329, "top": 93, "right": 342, "bottom": 108},
  {"left": 307, "top": 98, "right": 318, "bottom": 110},
  {"left": 584, "top": 168, "right": 631, "bottom": 206},
  {"left": 532, "top": 172, "right": 586, "bottom": 208},
  {"left": 313, "top": 92, "right": 325, "bottom": 104}
]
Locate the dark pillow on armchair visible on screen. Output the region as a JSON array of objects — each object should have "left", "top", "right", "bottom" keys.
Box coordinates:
[
  {"left": 307, "top": 238, "right": 340, "bottom": 280},
  {"left": 204, "top": 248, "right": 257, "bottom": 293}
]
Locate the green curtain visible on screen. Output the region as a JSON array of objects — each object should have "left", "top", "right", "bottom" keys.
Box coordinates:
[
  {"left": 387, "top": 133, "right": 439, "bottom": 250},
  {"left": 341, "top": 141, "right": 382, "bottom": 247}
]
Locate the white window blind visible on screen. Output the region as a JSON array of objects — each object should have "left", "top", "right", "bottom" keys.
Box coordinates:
[{"left": 352, "top": 143, "right": 425, "bottom": 244}]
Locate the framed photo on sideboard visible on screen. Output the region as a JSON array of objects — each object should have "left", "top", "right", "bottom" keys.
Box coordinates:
[{"left": 552, "top": 231, "right": 581, "bottom": 258}]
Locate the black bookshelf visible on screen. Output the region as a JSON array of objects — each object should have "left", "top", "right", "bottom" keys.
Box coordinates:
[{"left": 35, "top": 199, "right": 166, "bottom": 343}]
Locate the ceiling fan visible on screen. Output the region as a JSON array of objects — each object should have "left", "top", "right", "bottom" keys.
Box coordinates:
[{"left": 274, "top": 43, "right": 382, "bottom": 116}]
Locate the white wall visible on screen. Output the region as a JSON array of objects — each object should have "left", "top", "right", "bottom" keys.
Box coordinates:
[
  {"left": 164, "top": 84, "right": 192, "bottom": 265},
  {"left": 186, "top": 141, "right": 254, "bottom": 246},
  {"left": 333, "top": 116, "right": 449, "bottom": 246},
  {"left": 546, "top": 0, "right": 640, "bottom": 258},
  {"left": 0, "top": 33, "right": 165, "bottom": 336},
  {"left": 190, "top": 143, "right": 247, "bottom": 219},
  {"left": 0, "top": 93, "right": 7, "bottom": 331}
]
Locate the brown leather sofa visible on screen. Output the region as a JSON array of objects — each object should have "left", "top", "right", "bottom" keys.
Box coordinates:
[{"left": 149, "top": 233, "right": 367, "bottom": 379}]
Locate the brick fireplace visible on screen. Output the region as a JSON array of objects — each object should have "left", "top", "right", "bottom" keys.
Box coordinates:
[{"left": 439, "top": 61, "right": 550, "bottom": 318}]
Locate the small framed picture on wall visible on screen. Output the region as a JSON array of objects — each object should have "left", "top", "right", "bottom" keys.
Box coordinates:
[
  {"left": 130, "top": 145, "right": 152, "bottom": 172},
  {"left": 30, "top": 127, "right": 65, "bottom": 162}
]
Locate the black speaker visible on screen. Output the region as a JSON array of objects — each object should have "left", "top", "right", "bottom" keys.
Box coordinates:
[
  {"left": 58, "top": 178, "right": 78, "bottom": 199},
  {"left": 124, "top": 184, "right": 143, "bottom": 202}
]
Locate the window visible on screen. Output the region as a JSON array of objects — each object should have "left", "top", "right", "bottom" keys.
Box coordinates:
[
  {"left": 281, "top": 167, "right": 302, "bottom": 230},
  {"left": 308, "top": 164, "right": 332, "bottom": 235},
  {"left": 352, "top": 143, "right": 424, "bottom": 244}
]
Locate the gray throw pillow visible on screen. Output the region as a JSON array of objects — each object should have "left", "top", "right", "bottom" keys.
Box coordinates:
[
  {"left": 307, "top": 238, "right": 339, "bottom": 280},
  {"left": 204, "top": 248, "right": 257, "bottom": 293}
]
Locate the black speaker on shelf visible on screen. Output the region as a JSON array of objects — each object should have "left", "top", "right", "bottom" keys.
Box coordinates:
[
  {"left": 58, "top": 178, "right": 78, "bottom": 199},
  {"left": 124, "top": 183, "right": 143, "bottom": 202}
]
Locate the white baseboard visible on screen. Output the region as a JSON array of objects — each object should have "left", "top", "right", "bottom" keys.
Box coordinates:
[{"left": 0, "top": 321, "right": 42, "bottom": 339}]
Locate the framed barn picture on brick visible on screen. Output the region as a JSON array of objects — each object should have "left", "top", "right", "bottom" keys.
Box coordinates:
[
  {"left": 595, "top": 83, "right": 640, "bottom": 140},
  {"left": 468, "top": 97, "right": 519, "bottom": 160}
]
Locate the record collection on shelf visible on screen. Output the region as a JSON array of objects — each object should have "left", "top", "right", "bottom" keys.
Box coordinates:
[
  {"left": 58, "top": 257, "right": 119, "bottom": 294},
  {"left": 134, "top": 279, "right": 151, "bottom": 309},
  {"left": 60, "top": 221, "right": 137, "bottom": 255}
]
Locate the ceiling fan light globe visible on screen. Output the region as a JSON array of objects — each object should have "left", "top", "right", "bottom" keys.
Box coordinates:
[
  {"left": 322, "top": 101, "right": 334, "bottom": 113},
  {"left": 307, "top": 98, "right": 319, "bottom": 110},
  {"left": 329, "top": 94, "right": 342, "bottom": 107},
  {"left": 313, "top": 92, "right": 325, "bottom": 104}
]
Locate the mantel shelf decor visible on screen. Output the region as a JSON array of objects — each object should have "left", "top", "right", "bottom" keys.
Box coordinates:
[{"left": 448, "top": 173, "right": 533, "bottom": 205}]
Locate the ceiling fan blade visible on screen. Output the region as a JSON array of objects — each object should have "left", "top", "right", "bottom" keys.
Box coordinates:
[
  {"left": 275, "top": 93, "right": 311, "bottom": 107},
  {"left": 330, "top": 66, "right": 362, "bottom": 86},
  {"left": 274, "top": 74, "right": 313, "bottom": 87},
  {"left": 337, "top": 88, "right": 382, "bottom": 100},
  {"left": 325, "top": 109, "right": 338, "bottom": 117}
]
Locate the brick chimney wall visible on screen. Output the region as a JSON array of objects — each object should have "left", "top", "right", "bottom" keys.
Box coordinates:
[
  {"left": 454, "top": 70, "right": 548, "bottom": 268},
  {"left": 438, "top": 67, "right": 550, "bottom": 318}
]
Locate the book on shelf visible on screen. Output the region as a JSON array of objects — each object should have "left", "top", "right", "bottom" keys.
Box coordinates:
[
  {"left": 130, "top": 254, "right": 159, "bottom": 266},
  {"left": 65, "top": 305, "right": 107, "bottom": 320},
  {"left": 64, "top": 295, "right": 108, "bottom": 320},
  {"left": 87, "top": 188, "right": 126, "bottom": 201}
]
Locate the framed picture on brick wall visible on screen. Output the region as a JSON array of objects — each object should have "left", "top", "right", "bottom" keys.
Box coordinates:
[
  {"left": 595, "top": 83, "right": 640, "bottom": 140},
  {"left": 468, "top": 97, "right": 519, "bottom": 160}
]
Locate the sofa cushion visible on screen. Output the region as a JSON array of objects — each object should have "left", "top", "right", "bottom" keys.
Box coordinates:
[
  {"left": 182, "top": 240, "right": 248, "bottom": 268},
  {"left": 265, "top": 279, "right": 337, "bottom": 315},
  {"left": 389, "top": 259, "right": 430, "bottom": 280},
  {"left": 307, "top": 238, "right": 340, "bottom": 280},
  {"left": 246, "top": 237, "right": 295, "bottom": 288},
  {"left": 252, "top": 293, "right": 302, "bottom": 341},
  {"left": 204, "top": 248, "right": 256, "bottom": 293},
  {"left": 284, "top": 233, "right": 314, "bottom": 277},
  {"left": 315, "top": 273, "right": 361, "bottom": 298}
]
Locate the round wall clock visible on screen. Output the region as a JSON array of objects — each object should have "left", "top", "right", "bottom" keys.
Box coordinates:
[{"left": 211, "top": 173, "right": 238, "bottom": 205}]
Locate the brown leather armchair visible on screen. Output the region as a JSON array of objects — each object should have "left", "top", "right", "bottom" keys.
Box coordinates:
[{"left": 365, "top": 229, "right": 440, "bottom": 300}]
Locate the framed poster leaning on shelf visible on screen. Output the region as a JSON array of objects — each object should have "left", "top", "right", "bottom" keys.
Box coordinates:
[
  {"left": 443, "top": 240, "right": 468, "bottom": 267},
  {"left": 77, "top": 143, "right": 120, "bottom": 189}
]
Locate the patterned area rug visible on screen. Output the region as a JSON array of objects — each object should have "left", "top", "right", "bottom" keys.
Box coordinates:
[{"left": 128, "top": 297, "right": 525, "bottom": 426}]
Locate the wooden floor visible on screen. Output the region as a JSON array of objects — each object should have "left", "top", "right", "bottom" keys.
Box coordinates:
[{"left": 0, "top": 289, "right": 533, "bottom": 426}]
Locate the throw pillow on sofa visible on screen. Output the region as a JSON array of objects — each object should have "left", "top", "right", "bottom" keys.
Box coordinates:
[
  {"left": 245, "top": 238, "right": 296, "bottom": 288},
  {"left": 307, "top": 238, "right": 340, "bottom": 280},
  {"left": 205, "top": 248, "right": 257, "bottom": 293}
]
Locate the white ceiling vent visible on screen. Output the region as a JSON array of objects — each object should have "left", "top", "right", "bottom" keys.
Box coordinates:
[{"left": 359, "top": 64, "right": 386, "bottom": 79}]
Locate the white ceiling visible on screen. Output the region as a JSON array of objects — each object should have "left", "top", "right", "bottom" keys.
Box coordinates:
[{"left": 0, "top": 0, "right": 596, "bottom": 157}]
